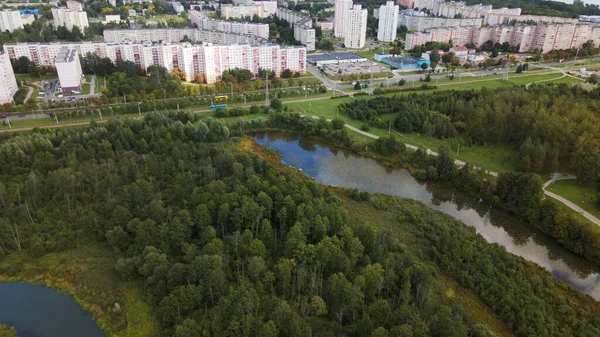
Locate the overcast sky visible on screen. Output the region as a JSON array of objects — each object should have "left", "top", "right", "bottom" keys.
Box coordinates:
[{"left": 554, "top": 0, "right": 600, "bottom": 5}]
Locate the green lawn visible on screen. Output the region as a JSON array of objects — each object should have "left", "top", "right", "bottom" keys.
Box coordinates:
[
  {"left": 286, "top": 96, "right": 520, "bottom": 172},
  {"left": 95, "top": 76, "right": 105, "bottom": 93},
  {"left": 546, "top": 179, "right": 600, "bottom": 219}
]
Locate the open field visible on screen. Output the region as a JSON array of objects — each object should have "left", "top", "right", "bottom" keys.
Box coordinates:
[{"left": 546, "top": 179, "right": 600, "bottom": 219}]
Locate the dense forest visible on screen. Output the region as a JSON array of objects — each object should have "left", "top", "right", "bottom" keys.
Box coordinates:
[
  {"left": 0, "top": 112, "right": 599, "bottom": 336},
  {"left": 339, "top": 85, "right": 600, "bottom": 181}
]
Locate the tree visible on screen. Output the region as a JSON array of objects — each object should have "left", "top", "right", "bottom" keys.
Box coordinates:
[
  {"left": 354, "top": 82, "right": 362, "bottom": 90},
  {"left": 398, "top": 79, "right": 406, "bottom": 86},
  {"left": 516, "top": 65, "right": 523, "bottom": 73},
  {"left": 430, "top": 50, "right": 441, "bottom": 63},
  {"left": 194, "top": 73, "right": 205, "bottom": 84},
  {"left": 281, "top": 69, "right": 293, "bottom": 78},
  {"left": 270, "top": 98, "right": 282, "bottom": 111},
  {"left": 436, "top": 145, "right": 456, "bottom": 181},
  {"left": 420, "top": 63, "right": 429, "bottom": 71},
  {"left": 331, "top": 117, "right": 345, "bottom": 130}
]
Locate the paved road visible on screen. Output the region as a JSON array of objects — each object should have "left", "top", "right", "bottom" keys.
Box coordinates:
[{"left": 542, "top": 174, "right": 600, "bottom": 225}]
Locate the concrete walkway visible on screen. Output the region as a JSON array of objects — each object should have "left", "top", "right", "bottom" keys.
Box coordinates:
[
  {"left": 23, "top": 86, "right": 33, "bottom": 103},
  {"left": 89, "top": 74, "right": 96, "bottom": 94},
  {"left": 543, "top": 174, "right": 600, "bottom": 225},
  {"left": 317, "top": 115, "right": 600, "bottom": 225}
]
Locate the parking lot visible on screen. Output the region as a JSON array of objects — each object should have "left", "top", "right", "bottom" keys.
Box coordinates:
[{"left": 322, "top": 62, "right": 390, "bottom": 78}]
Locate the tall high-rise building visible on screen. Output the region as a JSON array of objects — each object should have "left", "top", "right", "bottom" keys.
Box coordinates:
[
  {"left": 334, "top": 0, "right": 352, "bottom": 38},
  {"left": 344, "top": 5, "right": 367, "bottom": 49},
  {"left": 378, "top": 1, "right": 399, "bottom": 42},
  {"left": 55, "top": 47, "right": 83, "bottom": 93},
  {"left": 0, "top": 52, "right": 18, "bottom": 104},
  {"left": 0, "top": 10, "right": 24, "bottom": 32},
  {"left": 52, "top": 8, "right": 89, "bottom": 31}
]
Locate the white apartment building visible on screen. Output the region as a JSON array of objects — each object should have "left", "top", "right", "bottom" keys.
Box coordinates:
[
  {"left": 344, "top": 5, "right": 367, "bottom": 49},
  {"left": 107, "top": 0, "right": 117, "bottom": 6},
  {"left": 66, "top": 1, "right": 83, "bottom": 11},
  {"left": 221, "top": 4, "right": 265, "bottom": 19},
  {"left": 55, "top": 47, "right": 83, "bottom": 93},
  {"left": 398, "top": 13, "right": 482, "bottom": 31},
  {"left": 334, "top": 0, "right": 352, "bottom": 38},
  {"left": 21, "top": 14, "right": 35, "bottom": 25},
  {"left": 189, "top": 10, "right": 269, "bottom": 39},
  {"left": 404, "top": 23, "right": 600, "bottom": 52},
  {"left": 377, "top": 1, "right": 399, "bottom": 42},
  {"left": 104, "top": 28, "right": 266, "bottom": 45},
  {"left": 275, "top": 8, "right": 316, "bottom": 51},
  {"left": 0, "top": 10, "right": 25, "bottom": 32},
  {"left": 433, "top": 2, "right": 576, "bottom": 26},
  {"left": 0, "top": 52, "right": 18, "bottom": 104},
  {"left": 171, "top": 2, "right": 184, "bottom": 14},
  {"left": 4, "top": 42, "right": 306, "bottom": 84},
  {"left": 254, "top": 1, "right": 277, "bottom": 16},
  {"left": 52, "top": 8, "right": 89, "bottom": 31},
  {"left": 104, "top": 14, "right": 120, "bottom": 23}
]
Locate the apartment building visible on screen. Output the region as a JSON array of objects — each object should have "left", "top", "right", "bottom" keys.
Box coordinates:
[
  {"left": 104, "top": 28, "right": 267, "bottom": 45},
  {"left": 66, "top": 1, "right": 83, "bottom": 11},
  {"left": 0, "top": 52, "right": 18, "bottom": 104},
  {"left": 221, "top": 4, "right": 265, "bottom": 19},
  {"left": 55, "top": 47, "right": 83, "bottom": 93},
  {"left": 404, "top": 23, "right": 600, "bottom": 52},
  {"left": 171, "top": 2, "right": 184, "bottom": 14},
  {"left": 344, "top": 5, "right": 367, "bottom": 49},
  {"left": 52, "top": 7, "right": 89, "bottom": 31},
  {"left": 334, "top": 0, "right": 352, "bottom": 38},
  {"left": 275, "top": 8, "right": 316, "bottom": 51},
  {"left": 433, "top": 2, "right": 576, "bottom": 26},
  {"left": 378, "top": 1, "right": 399, "bottom": 42},
  {"left": 189, "top": 10, "right": 269, "bottom": 39},
  {"left": 4, "top": 42, "right": 306, "bottom": 84},
  {"left": 0, "top": 10, "right": 26, "bottom": 32},
  {"left": 398, "top": 12, "right": 482, "bottom": 31}
]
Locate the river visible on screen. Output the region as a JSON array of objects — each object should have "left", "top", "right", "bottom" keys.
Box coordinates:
[
  {"left": 251, "top": 131, "right": 600, "bottom": 300},
  {"left": 0, "top": 283, "right": 105, "bottom": 337}
]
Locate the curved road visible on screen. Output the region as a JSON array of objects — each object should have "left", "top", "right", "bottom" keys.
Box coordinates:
[{"left": 343, "top": 121, "right": 600, "bottom": 226}]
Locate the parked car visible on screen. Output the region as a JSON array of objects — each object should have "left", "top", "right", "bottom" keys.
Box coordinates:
[{"left": 0, "top": 114, "right": 6, "bottom": 119}]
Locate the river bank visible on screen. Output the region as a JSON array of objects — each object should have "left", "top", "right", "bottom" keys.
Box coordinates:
[
  {"left": 239, "top": 134, "right": 600, "bottom": 337},
  {"left": 0, "top": 244, "right": 157, "bottom": 337},
  {"left": 244, "top": 131, "right": 600, "bottom": 300}
]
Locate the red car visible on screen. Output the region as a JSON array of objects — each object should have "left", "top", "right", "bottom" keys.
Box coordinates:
[{"left": 0, "top": 114, "right": 6, "bottom": 119}]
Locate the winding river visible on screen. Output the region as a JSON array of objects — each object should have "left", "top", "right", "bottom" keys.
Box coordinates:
[
  {"left": 0, "top": 283, "right": 105, "bottom": 337},
  {"left": 251, "top": 131, "right": 600, "bottom": 300}
]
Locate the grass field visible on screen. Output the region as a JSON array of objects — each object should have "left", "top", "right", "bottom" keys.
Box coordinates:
[
  {"left": 95, "top": 76, "right": 105, "bottom": 93},
  {"left": 546, "top": 179, "right": 600, "bottom": 219}
]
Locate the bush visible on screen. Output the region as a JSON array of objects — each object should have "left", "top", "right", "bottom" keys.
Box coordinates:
[
  {"left": 331, "top": 117, "right": 345, "bottom": 130},
  {"left": 361, "top": 124, "right": 370, "bottom": 132}
]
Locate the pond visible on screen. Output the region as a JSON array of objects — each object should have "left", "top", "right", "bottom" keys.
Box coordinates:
[
  {"left": 251, "top": 131, "right": 600, "bottom": 300},
  {"left": 0, "top": 282, "right": 105, "bottom": 337}
]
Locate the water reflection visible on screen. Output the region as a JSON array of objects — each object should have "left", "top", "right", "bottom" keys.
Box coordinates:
[{"left": 251, "top": 131, "right": 600, "bottom": 300}]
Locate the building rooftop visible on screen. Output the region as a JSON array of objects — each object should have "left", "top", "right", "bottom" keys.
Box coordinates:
[
  {"left": 307, "top": 52, "right": 366, "bottom": 63},
  {"left": 385, "top": 56, "right": 422, "bottom": 63},
  {"left": 55, "top": 47, "right": 77, "bottom": 63}
]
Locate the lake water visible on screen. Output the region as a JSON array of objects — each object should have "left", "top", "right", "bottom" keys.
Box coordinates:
[
  {"left": 0, "top": 282, "right": 105, "bottom": 337},
  {"left": 251, "top": 131, "right": 600, "bottom": 300}
]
